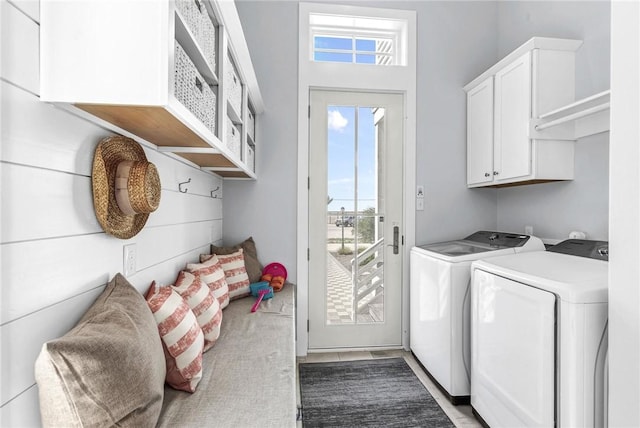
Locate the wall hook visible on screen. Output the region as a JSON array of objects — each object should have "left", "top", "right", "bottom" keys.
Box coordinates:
[
  {"left": 211, "top": 186, "right": 221, "bottom": 198},
  {"left": 179, "top": 178, "right": 191, "bottom": 193}
]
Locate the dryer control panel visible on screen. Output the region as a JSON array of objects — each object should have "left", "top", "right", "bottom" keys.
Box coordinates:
[{"left": 547, "top": 239, "right": 609, "bottom": 261}]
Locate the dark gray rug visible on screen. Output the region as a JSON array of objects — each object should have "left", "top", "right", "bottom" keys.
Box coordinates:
[{"left": 298, "top": 358, "right": 455, "bottom": 427}]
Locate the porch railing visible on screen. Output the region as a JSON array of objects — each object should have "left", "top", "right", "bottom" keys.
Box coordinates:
[{"left": 351, "top": 238, "right": 384, "bottom": 315}]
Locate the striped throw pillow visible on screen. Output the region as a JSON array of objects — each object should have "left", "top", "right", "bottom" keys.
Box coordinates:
[
  {"left": 187, "top": 255, "right": 230, "bottom": 309},
  {"left": 216, "top": 249, "right": 251, "bottom": 300},
  {"left": 146, "top": 282, "right": 204, "bottom": 393},
  {"left": 171, "top": 271, "right": 222, "bottom": 352}
]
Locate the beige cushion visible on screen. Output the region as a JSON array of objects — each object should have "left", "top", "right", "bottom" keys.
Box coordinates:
[
  {"left": 34, "top": 273, "right": 166, "bottom": 427},
  {"left": 157, "top": 283, "right": 297, "bottom": 427},
  {"left": 211, "top": 236, "right": 263, "bottom": 283}
]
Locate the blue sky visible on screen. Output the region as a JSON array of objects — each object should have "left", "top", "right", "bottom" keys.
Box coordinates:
[{"left": 326, "top": 106, "right": 376, "bottom": 213}]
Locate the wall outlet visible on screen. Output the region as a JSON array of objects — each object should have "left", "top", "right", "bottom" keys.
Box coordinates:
[
  {"left": 123, "top": 244, "right": 137, "bottom": 277},
  {"left": 525, "top": 225, "right": 533, "bottom": 235},
  {"left": 416, "top": 198, "right": 424, "bottom": 211}
]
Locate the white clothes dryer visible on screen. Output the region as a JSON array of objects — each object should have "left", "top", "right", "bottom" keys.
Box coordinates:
[
  {"left": 409, "top": 231, "right": 545, "bottom": 403},
  {"left": 470, "top": 239, "right": 609, "bottom": 428}
]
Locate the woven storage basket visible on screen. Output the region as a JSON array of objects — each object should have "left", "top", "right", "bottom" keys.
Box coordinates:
[
  {"left": 226, "top": 116, "right": 241, "bottom": 158},
  {"left": 174, "top": 42, "right": 198, "bottom": 116},
  {"left": 247, "top": 108, "right": 255, "bottom": 141},
  {"left": 199, "top": 6, "right": 216, "bottom": 72},
  {"left": 246, "top": 144, "right": 255, "bottom": 172},
  {"left": 174, "top": 42, "right": 216, "bottom": 134},
  {"left": 175, "top": 0, "right": 200, "bottom": 40},
  {"left": 175, "top": 0, "right": 216, "bottom": 73},
  {"left": 225, "top": 53, "right": 242, "bottom": 116},
  {"left": 200, "top": 83, "right": 217, "bottom": 134}
]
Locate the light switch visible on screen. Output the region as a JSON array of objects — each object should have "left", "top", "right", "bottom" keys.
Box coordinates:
[{"left": 123, "top": 244, "right": 137, "bottom": 277}]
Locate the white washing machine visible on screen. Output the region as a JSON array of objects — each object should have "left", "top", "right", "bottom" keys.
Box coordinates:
[
  {"left": 470, "top": 239, "right": 609, "bottom": 428},
  {"left": 409, "top": 231, "right": 545, "bottom": 403}
]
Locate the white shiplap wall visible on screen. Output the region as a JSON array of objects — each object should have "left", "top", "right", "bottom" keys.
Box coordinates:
[{"left": 0, "top": 1, "right": 224, "bottom": 424}]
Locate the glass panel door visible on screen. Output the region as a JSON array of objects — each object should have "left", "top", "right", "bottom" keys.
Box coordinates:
[{"left": 309, "top": 90, "right": 403, "bottom": 349}]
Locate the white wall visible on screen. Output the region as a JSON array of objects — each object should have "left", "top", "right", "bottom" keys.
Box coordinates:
[
  {"left": 0, "top": 1, "right": 224, "bottom": 423},
  {"left": 494, "top": 1, "right": 611, "bottom": 241},
  {"left": 224, "top": 1, "right": 299, "bottom": 282},
  {"left": 411, "top": 0, "right": 500, "bottom": 244},
  {"left": 609, "top": 1, "right": 640, "bottom": 426}
]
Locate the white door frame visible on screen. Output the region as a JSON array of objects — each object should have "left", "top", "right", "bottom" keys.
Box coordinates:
[
  {"left": 308, "top": 89, "right": 404, "bottom": 350},
  {"left": 296, "top": 3, "right": 417, "bottom": 356}
]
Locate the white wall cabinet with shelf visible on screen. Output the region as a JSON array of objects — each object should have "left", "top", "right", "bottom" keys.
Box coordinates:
[
  {"left": 40, "top": 0, "right": 263, "bottom": 179},
  {"left": 464, "top": 37, "right": 581, "bottom": 188}
]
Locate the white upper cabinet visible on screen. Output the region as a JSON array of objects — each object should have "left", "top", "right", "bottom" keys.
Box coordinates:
[
  {"left": 464, "top": 37, "right": 582, "bottom": 188},
  {"left": 40, "top": 0, "right": 263, "bottom": 179},
  {"left": 466, "top": 76, "right": 494, "bottom": 186}
]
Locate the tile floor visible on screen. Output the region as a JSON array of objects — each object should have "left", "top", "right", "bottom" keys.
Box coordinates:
[{"left": 296, "top": 350, "right": 482, "bottom": 428}]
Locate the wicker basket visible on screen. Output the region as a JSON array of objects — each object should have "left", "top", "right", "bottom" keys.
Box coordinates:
[
  {"left": 246, "top": 143, "right": 255, "bottom": 172},
  {"left": 226, "top": 116, "right": 241, "bottom": 158},
  {"left": 175, "top": 0, "right": 216, "bottom": 72},
  {"left": 247, "top": 108, "right": 255, "bottom": 141},
  {"left": 225, "top": 53, "right": 242, "bottom": 117},
  {"left": 175, "top": 0, "right": 199, "bottom": 39},
  {"left": 199, "top": 7, "right": 216, "bottom": 72},
  {"left": 174, "top": 42, "right": 216, "bottom": 134}
]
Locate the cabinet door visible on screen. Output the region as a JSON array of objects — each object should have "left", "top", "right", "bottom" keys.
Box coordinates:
[
  {"left": 466, "top": 76, "right": 494, "bottom": 186},
  {"left": 494, "top": 51, "right": 532, "bottom": 181}
]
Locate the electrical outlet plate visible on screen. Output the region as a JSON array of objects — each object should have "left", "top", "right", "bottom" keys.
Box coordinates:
[
  {"left": 123, "top": 244, "right": 137, "bottom": 277},
  {"left": 416, "top": 198, "right": 424, "bottom": 211}
]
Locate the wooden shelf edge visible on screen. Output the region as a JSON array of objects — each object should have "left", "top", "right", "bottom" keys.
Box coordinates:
[{"left": 71, "top": 100, "right": 255, "bottom": 179}]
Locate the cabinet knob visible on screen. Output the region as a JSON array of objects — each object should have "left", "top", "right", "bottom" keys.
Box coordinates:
[
  {"left": 493, "top": 171, "right": 499, "bottom": 176},
  {"left": 484, "top": 172, "right": 490, "bottom": 177}
]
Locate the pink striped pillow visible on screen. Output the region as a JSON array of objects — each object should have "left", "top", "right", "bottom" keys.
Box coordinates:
[
  {"left": 216, "top": 249, "right": 251, "bottom": 300},
  {"left": 146, "top": 282, "right": 204, "bottom": 393},
  {"left": 187, "top": 255, "right": 230, "bottom": 309},
  {"left": 171, "top": 271, "right": 222, "bottom": 352}
]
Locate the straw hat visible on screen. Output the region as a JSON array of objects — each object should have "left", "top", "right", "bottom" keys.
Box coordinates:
[{"left": 92, "top": 136, "right": 161, "bottom": 239}]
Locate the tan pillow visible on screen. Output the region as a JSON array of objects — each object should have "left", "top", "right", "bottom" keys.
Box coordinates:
[
  {"left": 34, "top": 274, "right": 166, "bottom": 427},
  {"left": 211, "top": 236, "right": 263, "bottom": 283}
]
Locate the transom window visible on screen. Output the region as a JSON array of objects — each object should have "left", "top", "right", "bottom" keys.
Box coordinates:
[
  {"left": 309, "top": 13, "right": 408, "bottom": 66},
  {"left": 313, "top": 35, "right": 393, "bottom": 64}
]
